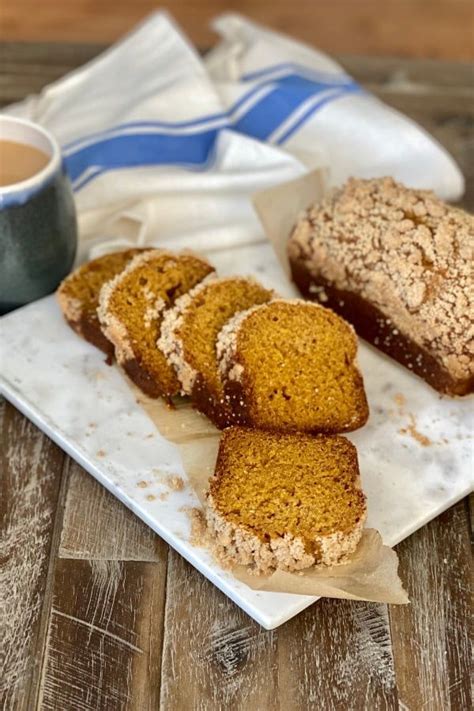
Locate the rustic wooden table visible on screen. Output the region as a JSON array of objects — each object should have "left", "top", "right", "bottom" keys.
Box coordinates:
[{"left": 1, "top": 43, "right": 473, "bottom": 711}]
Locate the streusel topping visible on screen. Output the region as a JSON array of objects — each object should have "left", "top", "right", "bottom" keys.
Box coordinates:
[{"left": 289, "top": 177, "right": 474, "bottom": 379}]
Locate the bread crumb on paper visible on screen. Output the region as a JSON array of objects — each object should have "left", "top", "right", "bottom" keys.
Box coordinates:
[
  {"left": 165, "top": 475, "right": 185, "bottom": 491},
  {"left": 393, "top": 393, "right": 406, "bottom": 410},
  {"left": 187, "top": 508, "right": 209, "bottom": 548},
  {"left": 399, "top": 414, "right": 432, "bottom": 447}
]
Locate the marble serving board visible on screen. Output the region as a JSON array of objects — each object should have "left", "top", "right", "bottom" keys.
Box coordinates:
[{"left": 1, "top": 242, "right": 472, "bottom": 629}]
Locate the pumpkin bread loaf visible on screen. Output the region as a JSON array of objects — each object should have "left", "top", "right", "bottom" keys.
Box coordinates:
[
  {"left": 159, "top": 276, "right": 274, "bottom": 427},
  {"left": 217, "top": 299, "right": 368, "bottom": 434},
  {"left": 98, "top": 249, "right": 214, "bottom": 399},
  {"left": 206, "top": 427, "right": 367, "bottom": 574},
  {"left": 56, "top": 249, "right": 146, "bottom": 357},
  {"left": 288, "top": 177, "right": 474, "bottom": 396}
]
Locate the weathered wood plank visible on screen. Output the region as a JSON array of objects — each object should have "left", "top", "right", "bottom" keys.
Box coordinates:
[
  {"left": 160, "top": 549, "right": 400, "bottom": 710},
  {"left": 37, "top": 558, "right": 166, "bottom": 711},
  {"left": 38, "top": 459, "right": 168, "bottom": 708},
  {"left": 160, "top": 550, "right": 278, "bottom": 710},
  {"left": 390, "top": 499, "right": 472, "bottom": 710},
  {"left": 2, "top": 0, "right": 474, "bottom": 60},
  {"left": 59, "top": 460, "right": 162, "bottom": 561},
  {"left": 0, "top": 42, "right": 105, "bottom": 104},
  {"left": 5, "top": 42, "right": 474, "bottom": 86},
  {"left": 279, "top": 600, "right": 398, "bottom": 710},
  {"left": 1, "top": 41, "right": 473, "bottom": 103},
  {"left": 0, "top": 399, "right": 65, "bottom": 710},
  {"left": 468, "top": 493, "right": 473, "bottom": 546},
  {"left": 338, "top": 55, "right": 474, "bottom": 90}
]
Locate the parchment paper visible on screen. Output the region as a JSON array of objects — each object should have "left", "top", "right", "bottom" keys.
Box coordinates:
[
  {"left": 252, "top": 168, "right": 329, "bottom": 276},
  {"left": 133, "top": 383, "right": 408, "bottom": 604}
]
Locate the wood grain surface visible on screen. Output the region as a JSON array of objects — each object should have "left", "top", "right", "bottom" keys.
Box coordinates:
[
  {"left": 1, "top": 1, "right": 473, "bottom": 60},
  {"left": 0, "top": 44, "right": 473, "bottom": 710}
]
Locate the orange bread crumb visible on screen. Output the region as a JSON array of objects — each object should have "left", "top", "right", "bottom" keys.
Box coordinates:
[
  {"left": 217, "top": 299, "right": 369, "bottom": 434},
  {"left": 56, "top": 249, "right": 146, "bottom": 356},
  {"left": 206, "top": 427, "right": 366, "bottom": 573},
  {"left": 159, "top": 276, "right": 273, "bottom": 426},
  {"left": 98, "top": 250, "right": 214, "bottom": 399}
]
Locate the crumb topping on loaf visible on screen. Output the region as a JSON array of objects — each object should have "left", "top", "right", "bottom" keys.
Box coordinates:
[
  {"left": 216, "top": 304, "right": 264, "bottom": 383},
  {"left": 160, "top": 276, "right": 273, "bottom": 416},
  {"left": 57, "top": 248, "right": 146, "bottom": 344},
  {"left": 97, "top": 249, "right": 214, "bottom": 398},
  {"left": 207, "top": 498, "right": 365, "bottom": 573},
  {"left": 159, "top": 273, "right": 218, "bottom": 394},
  {"left": 289, "top": 177, "right": 474, "bottom": 380},
  {"left": 98, "top": 250, "right": 168, "bottom": 364},
  {"left": 206, "top": 427, "right": 366, "bottom": 574},
  {"left": 58, "top": 294, "right": 83, "bottom": 324}
]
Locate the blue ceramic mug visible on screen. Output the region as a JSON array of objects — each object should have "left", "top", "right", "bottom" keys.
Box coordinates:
[{"left": 0, "top": 115, "right": 77, "bottom": 314}]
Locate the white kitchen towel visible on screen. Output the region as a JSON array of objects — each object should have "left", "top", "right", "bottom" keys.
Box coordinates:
[
  {"left": 5, "top": 12, "right": 305, "bottom": 262},
  {"left": 206, "top": 13, "right": 464, "bottom": 200},
  {"left": 4, "top": 11, "right": 464, "bottom": 265}
]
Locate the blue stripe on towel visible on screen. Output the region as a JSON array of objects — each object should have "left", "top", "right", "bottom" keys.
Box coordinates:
[
  {"left": 275, "top": 85, "right": 360, "bottom": 144},
  {"left": 65, "top": 65, "right": 361, "bottom": 190},
  {"left": 65, "top": 128, "right": 218, "bottom": 184},
  {"left": 63, "top": 113, "right": 230, "bottom": 154},
  {"left": 233, "top": 74, "right": 358, "bottom": 141}
]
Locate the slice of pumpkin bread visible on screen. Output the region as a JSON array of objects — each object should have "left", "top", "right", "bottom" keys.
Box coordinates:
[
  {"left": 217, "top": 299, "right": 368, "bottom": 434},
  {"left": 206, "top": 427, "right": 367, "bottom": 574},
  {"left": 98, "top": 249, "right": 214, "bottom": 399},
  {"left": 56, "top": 248, "right": 146, "bottom": 357},
  {"left": 159, "top": 276, "right": 273, "bottom": 427}
]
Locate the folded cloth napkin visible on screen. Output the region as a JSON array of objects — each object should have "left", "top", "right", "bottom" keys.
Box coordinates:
[
  {"left": 5, "top": 11, "right": 464, "bottom": 264},
  {"left": 206, "top": 13, "right": 464, "bottom": 200},
  {"left": 5, "top": 12, "right": 305, "bottom": 261}
]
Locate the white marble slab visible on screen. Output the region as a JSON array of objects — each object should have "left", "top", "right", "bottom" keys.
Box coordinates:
[{"left": 1, "top": 242, "right": 472, "bottom": 629}]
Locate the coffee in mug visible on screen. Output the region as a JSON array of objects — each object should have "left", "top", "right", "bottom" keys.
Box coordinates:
[
  {"left": 0, "top": 115, "right": 78, "bottom": 313},
  {"left": 0, "top": 140, "right": 51, "bottom": 186}
]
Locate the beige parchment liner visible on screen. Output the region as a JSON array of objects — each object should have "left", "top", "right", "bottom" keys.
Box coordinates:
[
  {"left": 131, "top": 380, "right": 408, "bottom": 604},
  {"left": 252, "top": 168, "right": 329, "bottom": 277}
]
